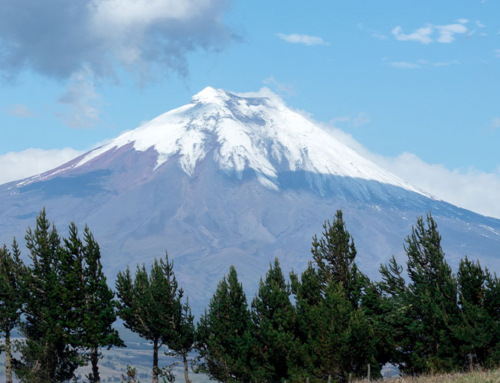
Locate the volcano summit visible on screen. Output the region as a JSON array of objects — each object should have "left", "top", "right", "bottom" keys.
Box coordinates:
[{"left": 1, "top": 87, "right": 499, "bottom": 313}]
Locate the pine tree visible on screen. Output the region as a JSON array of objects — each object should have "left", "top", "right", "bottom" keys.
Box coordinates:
[
  {"left": 0, "top": 240, "right": 23, "bottom": 383},
  {"left": 291, "top": 264, "right": 377, "bottom": 382},
  {"left": 483, "top": 270, "right": 500, "bottom": 366},
  {"left": 196, "top": 266, "right": 253, "bottom": 383},
  {"left": 79, "top": 226, "right": 124, "bottom": 382},
  {"left": 454, "top": 257, "right": 491, "bottom": 368},
  {"left": 167, "top": 297, "right": 195, "bottom": 383},
  {"left": 311, "top": 210, "right": 365, "bottom": 308},
  {"left": 116, "top": 253, "right": 181, "bottom": 383},
  {"left": 15, "top": 209, "right": 83, "bottom": 382},
  {"left": 374, "top": 256, "right": 409, "bottom": 368},
  {"left": 380, "top": 213, "right": 462, "bottom": 374},
  {"left": 251, "top": 258, "right": 296, "bottom": 382}
]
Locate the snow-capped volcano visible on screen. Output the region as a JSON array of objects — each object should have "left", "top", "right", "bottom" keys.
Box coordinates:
[
  {"left": 30, "top": 87, "right": 423, "bottom": 196},
  {"left": 1, "top": 87, "right": 499, "bottom": 315}
]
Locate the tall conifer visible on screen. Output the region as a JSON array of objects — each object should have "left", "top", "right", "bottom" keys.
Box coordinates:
[
  {"left": 0, "top": 241, "right": 23, "bottom": 383},
  {"left": 251, "top": 259, "right": 296, "bottom": 382},
  {"left": 15, "top": 209, "right": 82, "bottom": 382},
  {"left": 196, "top": 266, "right": 253, "bottom": 383},
  {"left": 311, "top": 210, "right": 365, "bottom": 308},
  {"left": 380, "top": 214, "right": 461, "bottom": 374},
  {"left": 116, "top": 253, "right": 181, "bottom": 383},
  {"left": 80, "top": 226, "right": 124, "bottom": 382}
]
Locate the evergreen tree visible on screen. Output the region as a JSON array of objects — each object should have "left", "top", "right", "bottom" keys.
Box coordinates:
[
  {"left": 483, "top": 270, "right": 500, "bottom": 366},
  {"left": 167, "top": 297, "right": 195, "bottom": 383},
  {"left": 251, "top": 259, "right": 296, "bottom": 382},
  {"left": 380, "top": 213, "right": 462, "bottom": 374},
  {"left": 196, "top": 266, "right": 253, "bottom": 383},
  {"left": 0, "top": 240, "right": 23, "bottom": 383},
  {"left": 291, "top": 264, "right": 377, "bottom": 382},
  {"left": 455, "top": 257, "right": 491, "bottom": 368},
  {"left": 79, "top": 226, "right": 124, "bottom": 382},
  {"left": 311, "top": 210, "right": 365, "bottom": 308},
  {"left": 116, "top": 253, "right": 181, "bottom": 383},
  {"left": 375, "top": 256, "right": 409, "bottom": 367},
  {"left": 15, "top": 209, "right": 83, "bottom": 382}
]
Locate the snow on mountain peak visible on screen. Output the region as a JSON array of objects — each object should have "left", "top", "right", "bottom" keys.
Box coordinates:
[
  {"left": 191, "top": 86, "right": 231, "bottom": 105},
  {"left": 40, "top": 87, "right": 425, "bottom": 196}
]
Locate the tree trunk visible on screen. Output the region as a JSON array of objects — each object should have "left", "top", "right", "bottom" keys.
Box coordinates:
[
  {"left": 5, "top": 330, "right": 12, "bottom": 383},
  {"left": 153, "top": 339, "right": 159, "bottom": 383},
  {"left": 183, "top": 350, "right": 191, "bottom": 383},
  {"left": 91, "top": 346, "right": 100, "bottom": 382}
]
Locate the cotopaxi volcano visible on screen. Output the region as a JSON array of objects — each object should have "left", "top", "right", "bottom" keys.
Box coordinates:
[{"left": 1, "top": 87, "right": 499, "bottom": 313}]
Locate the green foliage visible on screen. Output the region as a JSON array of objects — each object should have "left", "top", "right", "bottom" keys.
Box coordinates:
[
  {"left": 380, "top": 213, "right": 462, "bottom": 374},
  {"left": 196, "top": 266, "right": 253, "bottom": 383},
  {"left": 0, "top": 240, "right": 23, "bottom": 383},
  {"left": 311, "top": 210, "right": 365, "bottom": 308},
  {"left": 0, "top": 241, "right": 23, "bottom": 335},
  {"left": 251, "top": 258, "right": 297, "bottom": 382},
  {"left": 122, "top": 365, "right": 141, "bottom": 383},
  {"left": 291, "top": 264, "right": 377, "bottom": 382},
  {"left": 166, "top": 296, "right": 196, "bottom": 383},
  {"left": 64, "top": 224, "right": 124, "bottom": 383},
  {"left": 116, "top": 252, "right": 183, "bottom": 383},
  {"left": 14, "top": 209, "right": 84, "bottom": 382}
]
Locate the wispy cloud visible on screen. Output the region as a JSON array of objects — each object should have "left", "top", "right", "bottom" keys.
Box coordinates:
[
  {"left": 391, "top": 61, "right": 421, "bottom": 69},
  {"left": 331, "top": 112, "right": 371, "bottom": 128},
  {"left": 0, "top": 148, "right": 83, "bottom": 185},
  {"left": 57, "top": 68, "right": 101, "bottom": 129},
  {"left": 371, "top": 30, "right": 388, "bottom": 40},
  {"left": 476, "top": 20, "right": 486, "bottom": 28},
  {"left": 323, "top": 127, "right": 500, "bottom": 219},
  {"left": 392, "top": 22, "right": 468, "bottom": 44},
  {"left": 392, "top": 25, "right": 434, "bottom": 44},
  {"left": 493, "top": 118, "right": 500, "bottom": 132},
  {"left": 390, "top": 59, "right": 460, "bottom": 69},
  {"left": 495, "top": 50, "right": 500, "bottom": 58},
  {"left": 6, "top": 104, "right": 34, "bottom": 118},
  {"left": 263, "top": 76, "right": 296, "bottom": 96},
  {"left": 277, "top": 33, "right": 329, "bottom": 46},
  {"left": 436, "top": 23, "right": 468, "bottom": 43},
  {"left": 357, "top": 23, "right": 388, "bottom": 40}
]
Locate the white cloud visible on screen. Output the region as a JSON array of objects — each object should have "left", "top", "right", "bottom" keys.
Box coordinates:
[
  {"left": 57, "top": 68, "right": 101, "bottom": 129},
  {"left": 323, "top": 126, "right": 500, "bottom": 219},
  {"left": 6, "top": 104, "right": 34, "bottom": 118},
  {"left": 277, "top": 33, "right": 329, "bottom": 46},
  {"left": 331, "top": 113, "right": 371, "bottom": 128},
  {"left": 371, "top": 30, "right": 388, "bottom": 40},
  {"left": 457, "top": 18, "right": 469, "bottom": 24},
  {"left": 263, "top": 76, "right": 296, "bottom": 96},
  {"left": 0, "top": 148, "right": 83, "bottom": 185},
  {"left": 390, "top": 59, "right": 460, "bottom": 69},
  {"left": 476, "top": 20, "right": 486, "bottom": 28},
  {"left": 495, "top": 50, "right": 500, "bottom": 58},
  {"left": 492, "top": 118, "right": 500, "bottom": 133},
  {"left": 352, "top": 112, "right": 371, "bottom": 127},
  {"left": 392, "top": 22, "right": 468, "bottom": 44},
  {"left": 375, "top": 153, "right": 500, "bottom": 219},
  {"left": 436, "top": 23, "right": 468, "bottom": 43},
  {"left": 392, "top": 25, "right": 434, "bottom": 44},
  {"left": 390, "top": 62, "right": 421, "bottom": 69}
]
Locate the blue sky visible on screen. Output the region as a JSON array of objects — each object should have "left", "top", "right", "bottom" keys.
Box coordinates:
[{"left": 0, "top": 0, "right": 499, "bottom": 217}]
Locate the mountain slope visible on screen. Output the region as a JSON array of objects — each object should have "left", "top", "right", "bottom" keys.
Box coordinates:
[{"left": 1, "top": 87, "right": 499, "bottom": 314}]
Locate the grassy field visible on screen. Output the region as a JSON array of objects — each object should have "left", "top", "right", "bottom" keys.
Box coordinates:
[{"left": 355, "top": 369, "right": 500, "bottom": 382}]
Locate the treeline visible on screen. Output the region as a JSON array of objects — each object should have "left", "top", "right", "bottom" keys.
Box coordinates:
[{"left": 1, "top": 209, "right": 500, "bottom": 382}]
